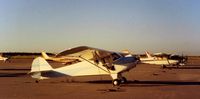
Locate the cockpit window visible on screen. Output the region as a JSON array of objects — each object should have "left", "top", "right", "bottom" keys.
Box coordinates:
[{"left": 93, "top": 51, "right": 122, "bottom": 65}]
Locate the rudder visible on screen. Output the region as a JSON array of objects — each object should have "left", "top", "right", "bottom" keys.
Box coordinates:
[
  {"left": 30, "top": 57, "right": 53, "bottom": 79},
  {"left": 41, "top": 52, "right": 50, "bottom": 60},
  {"left": 145, "top": 51, "right": 153, "bottom": 58}
]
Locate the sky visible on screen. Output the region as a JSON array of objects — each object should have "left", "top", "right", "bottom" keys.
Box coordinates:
[{"left": 0, "top": 0, "right": 200, "bottom": 55}]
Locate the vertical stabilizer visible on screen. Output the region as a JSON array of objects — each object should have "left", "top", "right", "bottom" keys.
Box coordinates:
[
  {"left": 145, "top": 51, "right": 153, "bottom": 58},
  {"left": 30, "top": 57, "right": 53, "bottom": 79},
  {"left": 41, "top": 52, "right": 50, "bottom": 60}
]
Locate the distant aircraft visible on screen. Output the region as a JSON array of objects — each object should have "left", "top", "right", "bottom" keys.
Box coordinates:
[
  {"left": 29, "top": 46, "right": 139, "bottom": 86},
  {"left": 140, "top": 51, "right": 187, "bottom": 68},
  {"left": 0, "top": 54, "right": 8, "bottom": 62},
  {"left": 41, "top": 52, "right": 79, "bottom": 65}
]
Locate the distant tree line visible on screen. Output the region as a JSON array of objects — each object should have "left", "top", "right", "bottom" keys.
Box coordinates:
[{"left": 1, "top": 52, "right": 55, "bottom": 57}]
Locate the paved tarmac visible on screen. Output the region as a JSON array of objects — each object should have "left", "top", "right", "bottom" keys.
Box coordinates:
[{"left": 0, "top": 58, "right": 200, "bottom": 99}]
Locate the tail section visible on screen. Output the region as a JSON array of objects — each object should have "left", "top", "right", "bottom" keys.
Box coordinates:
[
  {"left": 3, "top": 57, "right": 8, "bottom": 62},
  {"left": 0, "top": 54, "right": 8, "bottom": 62},
  {"left": 29, "top": 57, "right": 53, "bottom": 79},
  {"left": 145, "top": 51, "right": 153, "bottom": 58},
  {"left": 41, "top": 52, "right": 50, "bottom": 60}
]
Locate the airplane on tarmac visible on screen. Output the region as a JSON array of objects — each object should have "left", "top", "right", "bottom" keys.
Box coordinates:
[
  {"left": 140, "top": 51, "right": 187, "bottom": 68},
  {"left": 41, "top": 52, "right": 79, "bottom": 65},
  {"left": 0, "top": 54, "right": 8, "bottom": 62},
  {"left": 29, "top": 46, "right": 139, "bottom": 86}
]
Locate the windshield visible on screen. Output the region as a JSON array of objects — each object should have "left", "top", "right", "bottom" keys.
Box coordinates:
[{"left": 111, "top": 53, "right": 121, "bottom": 61}]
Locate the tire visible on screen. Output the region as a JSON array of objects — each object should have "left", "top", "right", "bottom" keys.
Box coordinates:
[
  {"left": 121, "top": 77, "right": 127, "bottom": 84},
  {"left": 35, "top": 80, "right": 39, "bottom": 83},
  {"left": 112, "top": 79, "right": 121, "bottom": 86}
]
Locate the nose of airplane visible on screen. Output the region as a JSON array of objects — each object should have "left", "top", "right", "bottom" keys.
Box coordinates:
[{"left": 127, "top": 55, "right": 140, "bottom": 64}]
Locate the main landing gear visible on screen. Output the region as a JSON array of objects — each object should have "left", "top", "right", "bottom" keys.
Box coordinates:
[
  {"left": 112, "top": 77, "right": 127, "bottom": 86},
  {"left": 111, "top": 74, "right": 127, "bottom": 86}
]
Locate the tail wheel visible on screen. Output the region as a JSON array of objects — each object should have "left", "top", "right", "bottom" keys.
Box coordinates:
[
  {"left": 112, "top": 79, "right": 121, "bottom": 86},
  {"left": 35, "top": 80, "right": 39, "bottom": 83},
  {"left": 121, "top": 77, "right": 127, "bottom": 84}
]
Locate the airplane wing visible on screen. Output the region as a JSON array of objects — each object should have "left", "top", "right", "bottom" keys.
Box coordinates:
[
  {"left": 56, "top": 46, "right": 114, "bottom": 59},
  {"left": 56, "top": 46, "right": 122, "bottom": 70},
  {"left": 56, "top": 46, "right": 93, "bottom": 59},
  {"left": 153, "top": 53, "right": 169, "bottom": 58}
]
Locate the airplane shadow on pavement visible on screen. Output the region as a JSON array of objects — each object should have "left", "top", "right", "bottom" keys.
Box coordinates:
[
  {"left": 165, "top": 66, "right": 200, "bottom": 69},
  {"left": 0, "top": 68, "right": 29, "bottom": 77},
  {"left": 87, "top": 80, "right": 200, "bottom": 87},
  {"left": 0, "top": 72, "right": 27, "bottom": 77}
]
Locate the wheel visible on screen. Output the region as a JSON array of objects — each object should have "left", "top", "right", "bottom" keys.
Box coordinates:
[
  {"left": 35, "top": 80, "right": 39, "bottom": 83},
  {"left": 112, "top": 79, "right": 121, "bottom": 86},
  {"left": 121, "top": 77, "right": 127, "bottom": 83}
]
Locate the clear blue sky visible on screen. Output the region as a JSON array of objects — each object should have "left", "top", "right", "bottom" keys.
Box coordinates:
[{"left": 0, "top": 0, "right": 200, "bottom": 55}]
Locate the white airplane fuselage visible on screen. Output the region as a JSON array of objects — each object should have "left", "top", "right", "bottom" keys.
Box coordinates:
[
  {"left": 0, "top": 56, "right": 7, "bottom": 62},
  {"left": 140, "top": 58, "right": 178, "bottom": 65},
  {"left": 32, "top": 55, "right": 137, "bottom": 79},
  {"left": 140, "top": 51, "right": 179, "bottom": 66}
]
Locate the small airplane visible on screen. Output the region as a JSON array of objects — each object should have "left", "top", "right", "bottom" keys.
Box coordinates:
[
  {"left": 0, "top": 54, "right": 8, "bottom": 62},
  {"left": 140, "top": 51, "right": 187, "bottom": 68},
  {"left": 41, "top": 52, "right": 79, "bottom": 65},
  {"left": 29, "top": 46, "right": 139, "bottom": 86}
]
